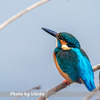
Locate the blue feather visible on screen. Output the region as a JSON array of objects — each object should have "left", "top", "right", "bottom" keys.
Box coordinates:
[{"left": 72, "top": 48, "right": 96, "bottom": 91}]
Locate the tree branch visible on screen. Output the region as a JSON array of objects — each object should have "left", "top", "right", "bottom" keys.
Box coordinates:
[
  {"left": 0, "top": 0, "right": 50, "bottom": 30},
  {"left": 37, "top": 64, "right": 100, "bottom": 100},
  {"left": 93, "top": 64, "right": 100, "bottom": 72},
  {"left": 84, "top": 85, "right": 100, "bottom": 100},
  {"left": 38, "top": 82, "right": 71, "bottom": 100}
]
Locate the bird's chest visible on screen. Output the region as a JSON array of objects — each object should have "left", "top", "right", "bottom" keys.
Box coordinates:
[
  {"left": 55, "top": 50, "right": 78, "bottom": 67},
  {"left": 53, "top": 49, "right": 78, "bottom": 82}
]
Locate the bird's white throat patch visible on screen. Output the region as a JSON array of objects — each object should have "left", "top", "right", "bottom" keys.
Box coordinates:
[
  {"left": 56, "top": 39, "right": 72, "bottom": 50},
  {"left": 61, "top": 45, "right": 72, "bottom": 50}
]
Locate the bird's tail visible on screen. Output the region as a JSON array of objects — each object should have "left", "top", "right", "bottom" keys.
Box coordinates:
[{"left": 82, "top": 77, "right": 96, "bottom": 91}]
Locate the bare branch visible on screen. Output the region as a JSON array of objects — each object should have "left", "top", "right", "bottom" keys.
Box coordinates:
[
  {"left": 37, "top": 82, "right": 70, "bottom": 100},
  {"left": 99, "top": 71, "right": 100, "bottom": 91},
  {"left": 93, "top": 64, "right": 100, "bottom": 72},
  {"left": 14, "top": 85, "right": 41, "bottom": 100},
  {"left": 37, "top": 64, "right": 100, "bottom": 100},
  {"left": 0, "top": 0, "right": 50, "bottom": 30},
  {"left": 84, "top": 85, "right": 100, "bottom": 100}
]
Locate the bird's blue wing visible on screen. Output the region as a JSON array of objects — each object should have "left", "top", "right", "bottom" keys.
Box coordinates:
[{"left": 73, "top": 48, "right": 96, "bottom": 91}]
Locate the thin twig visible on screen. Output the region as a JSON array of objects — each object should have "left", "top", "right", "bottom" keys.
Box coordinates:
[
  {"left": 37, "top": 82, "right": 70, "bottom": 100},
  {"left": 0, "top": 0, "right": 50, "bottom": 30},
  {"left": 37, "top": 64, "right": 100, "bottom": 100},
  {"left": 99, "top": 71, "right": 100, "bottom": 90},
  {"left": 93, "top": 64, "right": 100, "bottom": 72},
  {"left": 14, "top": 85, "right": 41, "bottom": 100},
  {"left": 84, "top": 85, "right": 100, "bottom": 100}
]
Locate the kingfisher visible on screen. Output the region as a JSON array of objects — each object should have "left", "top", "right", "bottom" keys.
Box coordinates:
[{"left": 42, "top": 27, "right": 96, "bottom": 91}]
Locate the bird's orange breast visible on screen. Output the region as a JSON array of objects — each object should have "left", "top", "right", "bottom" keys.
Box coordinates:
[{"left": 53, "top": 52, "right": 73, "bottom": 83}]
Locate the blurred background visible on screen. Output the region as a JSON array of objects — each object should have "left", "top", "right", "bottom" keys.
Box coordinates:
[{"left": 0, "top": 0, "right": 100, "bottom": 100}]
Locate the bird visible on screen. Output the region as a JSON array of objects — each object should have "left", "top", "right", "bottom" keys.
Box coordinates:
[{"left": 42, "top": 27, "right": 96, "bottom": 91}]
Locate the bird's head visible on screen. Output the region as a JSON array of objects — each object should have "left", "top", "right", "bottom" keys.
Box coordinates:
[{"left": 42, "top": 28, "right": 80, "bottom": 50}]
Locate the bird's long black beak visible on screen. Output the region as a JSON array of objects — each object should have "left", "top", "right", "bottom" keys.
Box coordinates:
[{"left": 42, "top": 27, "right": 57, "bottom": 38}]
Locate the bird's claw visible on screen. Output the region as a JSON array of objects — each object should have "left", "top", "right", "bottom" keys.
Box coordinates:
[{"left": 63, "top": 80, "right": 70, "bottom": 84}]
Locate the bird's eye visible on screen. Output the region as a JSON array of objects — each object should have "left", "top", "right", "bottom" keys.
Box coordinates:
[{"left": 59, "top": 36, "right": 63, "bottom": 40}]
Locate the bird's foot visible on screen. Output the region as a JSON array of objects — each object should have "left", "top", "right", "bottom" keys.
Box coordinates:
[{"left": 63, "top": 80, "right": 70, "bottom": 84}]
